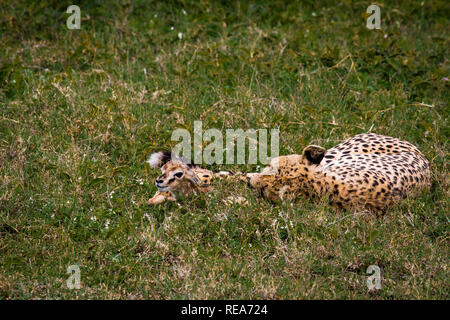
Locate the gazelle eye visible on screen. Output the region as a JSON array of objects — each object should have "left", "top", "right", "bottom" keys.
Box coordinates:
[{"left": 174, "top": 171, "right": 184, "bottom": 178}]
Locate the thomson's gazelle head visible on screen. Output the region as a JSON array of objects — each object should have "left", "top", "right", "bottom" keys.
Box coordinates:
[{"left": 147, "top": 151, "right": 200, "bottom": 195}]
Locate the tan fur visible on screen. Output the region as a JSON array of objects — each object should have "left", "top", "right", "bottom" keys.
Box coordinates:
[
  {"left": 246, "top": 133, "right": 431, "bottom": 212},
  {"left": 148, "top": 160, "right": 214, "bottom": 205}
]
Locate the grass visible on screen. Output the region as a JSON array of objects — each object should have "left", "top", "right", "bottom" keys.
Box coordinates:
[{"left": 0, "top": 0, "right": 448, "bottom": 299}]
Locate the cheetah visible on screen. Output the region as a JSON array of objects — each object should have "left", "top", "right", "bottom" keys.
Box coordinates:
[
  {"left": 246, "top": 133, "right": 431, "bottom": 212},
  {"left": 146, "top": 151, "right": 233, "bottom": 205}
]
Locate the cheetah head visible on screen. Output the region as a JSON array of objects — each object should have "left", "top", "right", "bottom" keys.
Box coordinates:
[
  {"left": 248, "top": 144, "right": 327, "bottom": 202},
  {"left": 263, "top": 144, "right": 326, "bottom": 176}
]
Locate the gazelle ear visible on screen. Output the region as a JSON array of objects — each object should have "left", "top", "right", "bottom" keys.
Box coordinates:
[
  {"left": 302, "top": 145, "right": 326, "bottom": 165},
  {"left": 147, "top": 151, "right": 172, "bottom": 168}
]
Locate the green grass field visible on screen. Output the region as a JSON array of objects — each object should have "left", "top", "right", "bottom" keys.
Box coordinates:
[{"left": 0, "top": 0, "right": 448, "bottom": 299}]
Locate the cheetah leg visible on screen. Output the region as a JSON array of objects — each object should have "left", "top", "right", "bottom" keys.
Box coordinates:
[
  {"left": 213, "top": 171, "right": 250, "bottom": 183},
  {"left": 148, "top": 191, "right": 176, "bottom": 205},
  {"left": 215, "top": 172, "right": 263, "bottom": 187},
  {"left": 212, "top": 170, "right": 264, "bottom": 188}
]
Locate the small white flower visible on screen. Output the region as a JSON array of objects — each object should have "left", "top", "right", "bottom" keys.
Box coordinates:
[
  {"left": 312, "top": 12, "right": 317, "bottom": 17},
  {"left": 170, "top": 26, "right": 174, "bottom": 30},
  {"left": 90, "top": 216, "right": 97, "bottom": 222},
  {"left": 182, "top": 9, "right": 187, "bottom": 15},
  {"left": 178, "top": 32, "right": 183, "bottom": 39},
  {"left": 104, "top": 219, "right": 110, "bottom": 229}
]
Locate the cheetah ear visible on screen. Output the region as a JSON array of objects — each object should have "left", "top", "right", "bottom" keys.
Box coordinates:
[{"left": 302, "top": 145, "right": 326, "bottom": 165}]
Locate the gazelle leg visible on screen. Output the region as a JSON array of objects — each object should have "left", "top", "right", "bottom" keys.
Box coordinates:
[{"left": 148, "top": 191, "right": 176, "bottom": 205}]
